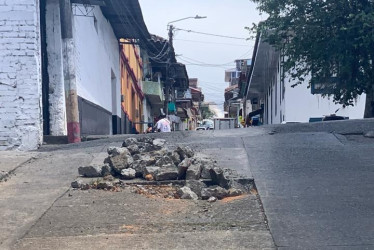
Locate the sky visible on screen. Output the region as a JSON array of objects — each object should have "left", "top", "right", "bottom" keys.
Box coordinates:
[{"left": 138, "top": 0, "right": 263, "bottom": 117}]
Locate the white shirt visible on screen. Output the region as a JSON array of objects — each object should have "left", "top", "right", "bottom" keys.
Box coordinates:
[{"left": 156, "top": 118, "right": 171, "bottom": 132}]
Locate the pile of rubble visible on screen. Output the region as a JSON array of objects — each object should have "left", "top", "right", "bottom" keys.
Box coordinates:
[{"left": 72, "top": 137, "right": 252, "bottom": 201}]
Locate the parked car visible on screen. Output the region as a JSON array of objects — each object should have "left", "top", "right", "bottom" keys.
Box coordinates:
[{"left": 196, "top": 119, "right": 214, "bottom": 130}]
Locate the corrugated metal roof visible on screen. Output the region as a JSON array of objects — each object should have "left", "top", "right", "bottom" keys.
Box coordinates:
[{"left": 101, "top": 0, "right": 150, "bottom": 40}]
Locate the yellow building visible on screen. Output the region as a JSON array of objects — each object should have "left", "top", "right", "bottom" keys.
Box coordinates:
[{"left": 120, "top": 42, "right": 144, "bottom": 134}]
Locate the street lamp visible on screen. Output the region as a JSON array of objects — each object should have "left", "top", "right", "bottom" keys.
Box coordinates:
[
  {"left": 167, "top": 15, "right": 207, "bottom": 47},
  {"left": 165, "top": 15, "right": 207, "bottom": 116},
  {"left": 167, "top": 15, "right": 207, "bottom": 27}
]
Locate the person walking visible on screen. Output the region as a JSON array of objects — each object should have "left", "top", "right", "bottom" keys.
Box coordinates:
[{"left": 155, "top": 115, "right": 171, "bottom": 132}]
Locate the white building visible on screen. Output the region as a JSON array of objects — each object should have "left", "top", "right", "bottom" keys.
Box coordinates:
[
  {"left": 245, "top": 36, "right": 365, "bottom": 124},
  {"left": 0, "top": 0, "right": 150, "bottom": 150}
]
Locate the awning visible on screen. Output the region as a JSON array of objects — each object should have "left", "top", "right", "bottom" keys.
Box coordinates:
[{"left": 100, "top": 0, "right": 151, "bottom": 40}]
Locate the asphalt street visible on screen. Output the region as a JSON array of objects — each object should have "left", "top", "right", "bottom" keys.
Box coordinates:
[
  {"left": 176, "top": 119, "right": 374, "bottom": 249},
  {"left": 1, "top": 118, "right": 374, "bottom": 249}
]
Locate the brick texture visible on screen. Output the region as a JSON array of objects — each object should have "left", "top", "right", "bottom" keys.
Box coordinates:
[{"left": 0, "top": 0, "right": 42, "bottom": 150}]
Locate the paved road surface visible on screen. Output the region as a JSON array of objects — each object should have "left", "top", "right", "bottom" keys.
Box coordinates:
[{"left": 1, "top": 119, "right": 374, "bottom": 249}]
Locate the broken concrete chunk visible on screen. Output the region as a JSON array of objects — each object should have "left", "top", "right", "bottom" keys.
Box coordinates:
[
  {"left": 107, "top": 147, "right": 130, "bottom": 157},
  {"left": 201, "top": 186, "right": 229, "bottom": 200},
  {"left": 97, "top": 181, "right": 114, "bottom": 189},
  {"left": 78, "top": 165, "right": 103, "bottom": 177},
  {"left": 228, "top": 179, "right": 249, "bottom": 193},
  {"left": 185, "top": 180, "right": 207, "bottom": 198},
  {"left": 167, "top": 150, "right": 181, "bottom": 166},
  {"left": 186, "top": 163, "right": 202, "bottom": 180},
  {"left": 176, "top": 146, "right": 194, "bottom": 160},
  {"left": 71, "top": 180, "right": 83, "bottom": 189},
  {"left": 122, "top": 138, "right": 138, "bottom": 147},
  {"left": 197, "top": 157, "right": 218, "bottom": 179},
  {"left": 207, "top": 196, "right": 218, "bottom": 203},
  {"left": 106, "top": 153, "right": 134, "bottom": 175},
  {"left": 156, "top": 155, "right": 174, "bottom": 167},
  {"left": 81, "top": 183, "right": 90, "bottom": 190},
  {"left": 121, "top": 168, "right": 136, "bottom": 180},
  {"left": 154, "top": 164, "right": 178, "bottom": 181},
  {"left": 132, "top": 154, "right": 157, "bottom": 165},
  {"left": 178, "top": 158, "right": 192, "bottom": 179},
  {"left": 209, "top": 167, "right": 241, "bottom": 189},
  {"left": 130, "top": 160, "right": 146, "bottom": 177},
  {"left": 228, "top": 188, "right": 244, "bottom": 197},
  {"left": 101, "top": 164, "right": 112, "bottom": 176},
  {"left": 143, "top": 166, "right": 161, "bottom": 178},
  {"left": 137, "top": 137, "right": 154, "bottom": 144},
  {"left": 127, "top": 144, "right": 140, "bottom": 155},
  {"left": 139, "top": 143, "right": 161, "bottom": 153},
  {"left": 177, "top": 186, "right": 199, "bottom": 200},
  {"left": 153, "top": 138, "right": 166, "bottom": 147}
]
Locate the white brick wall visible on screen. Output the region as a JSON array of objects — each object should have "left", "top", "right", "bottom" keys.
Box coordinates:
[{"left": 0, "top": 0, "right": 42, "bottom": 150}]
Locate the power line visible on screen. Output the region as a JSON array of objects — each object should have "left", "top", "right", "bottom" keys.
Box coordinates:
[
  {"left": 174, "top": 39, "right": 250, "bottom": 47},
  {"left": 180, "top": 55, "right": 235, "bottom": 66},
  {"left": 178, "top": 58, "right": 234, "bottom": 69},
  {"left": 175, "top": 28, "right": 250, "bottom": 40}
]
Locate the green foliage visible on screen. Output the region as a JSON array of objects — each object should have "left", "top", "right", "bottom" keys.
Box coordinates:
[
  {"left": 201, "top": 106, "right": 216, "bottom": 119},
  {"left": 249, "top": 0, "right": 374, "bottom": 108}
]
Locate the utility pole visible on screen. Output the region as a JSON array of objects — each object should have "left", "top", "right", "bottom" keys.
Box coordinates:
[
  {"left": 166, "top": 24, "right": 175, "bottom": 116},
  {"left": 59, "top": 0, "right": 81, "bottom": 143}
]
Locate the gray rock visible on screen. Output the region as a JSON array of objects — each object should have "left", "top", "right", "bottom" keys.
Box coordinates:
[
  {"left": 197, "top": 157, "right": 218, "bottom": 179},
  {"left": 137, "top": 137, "right": 154, "bottom": 144},
  {"left": 71, "top": 180, "right": 83, "bottom": 189},
  {"left": 364, "top": 131, "right": 374, "bottom": 138},
  {"left": 101, "top": 164, "right": 113, "bottom": 176},
  {"left": 122, "top": 137, "right": 138, "bottom": 147},
  {"left": 143, "top": 166, "right": 161, "bottom": 178},
  {"left": 185, "top": 180, "right": 207, "bottom": 198},
  {"left": 97, "top": 181, "right": 114, "bottom": 189},
  {"left": 209, "top": 167, "right": 241, "bottom": 189},
  {"left": 178, "top": 158, "right": 192, "bottom": 179},
  {"left": 207, "top": 196, "right": 218, "bottom": 203},
  {"left": 81, "top": 183, "right": 90, "bottom": 190},
  {"left": 78, "top": 165, "right": 103, "bottom": 177},
  {"left": 176, "top": 146, "right": 194, "bottom": 160},
  {"left": 120, "top": 168, "right": 136, "bottom": 180},
  {"left": 228, "top": 179, "right": 249, "bottom": 193},
  {"left": 105, "top": 153, "right": 134, "bottom": 175},
  {"left": 139, "top": 143, "right": 161, "bottom": 153},
  {"left": 168, "top": 150, "right": 182, "bottom": 166},
  {"left": 177, "top": 186, "right": 199, "bottom": 200},
  {"left": 153, "top": 138, "right": 166, "bottom": 147},
  {"left": 127, "top": 144, "right": 140, "bottom": 155},
  {"left": 228, "top": 188, "right": 245, "bottom": 197},
  {"left": 107, "top": 147, "right": 131, "bottom": 157},
  {"left": 154, "top": 164, "right": 178, "bottom": 181},
  {"left": 132, "top": 154, "right": 157, "bottom": 166},
  {"left": 130, "top": 160, "right": 148, "bottom": 177},
  {"left": 186, "top": 163, "right": 202, "bottom": 180},
  {"left": 201, "top": 186, "right": 229, "bottom": 200},
  {"left": 156, "top": 155, "right": 174, "bottom": 167}
]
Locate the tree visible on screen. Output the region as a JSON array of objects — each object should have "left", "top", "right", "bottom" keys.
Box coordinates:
[
  {"left": 249, "top": 0, "right": 374, "bottom": 117},
  {"left": 200, "top": 105, "right": 216, "bottom": 119}
]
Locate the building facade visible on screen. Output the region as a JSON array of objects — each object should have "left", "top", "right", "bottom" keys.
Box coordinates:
[
  {"left": 120, "top": 42, "right": 144, "bottom": 134},
  {"left": 245, "top": 36, "right": 366, "bottom": 124}
]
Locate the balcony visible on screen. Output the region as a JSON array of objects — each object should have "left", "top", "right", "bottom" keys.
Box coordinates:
[{"left": 142, "top": 80, "right": 164, "bottom": 107}]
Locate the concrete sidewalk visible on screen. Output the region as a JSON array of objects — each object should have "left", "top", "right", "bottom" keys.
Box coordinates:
[{"left": 0, "top": 151, "right": 38, "bottom": 181}]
